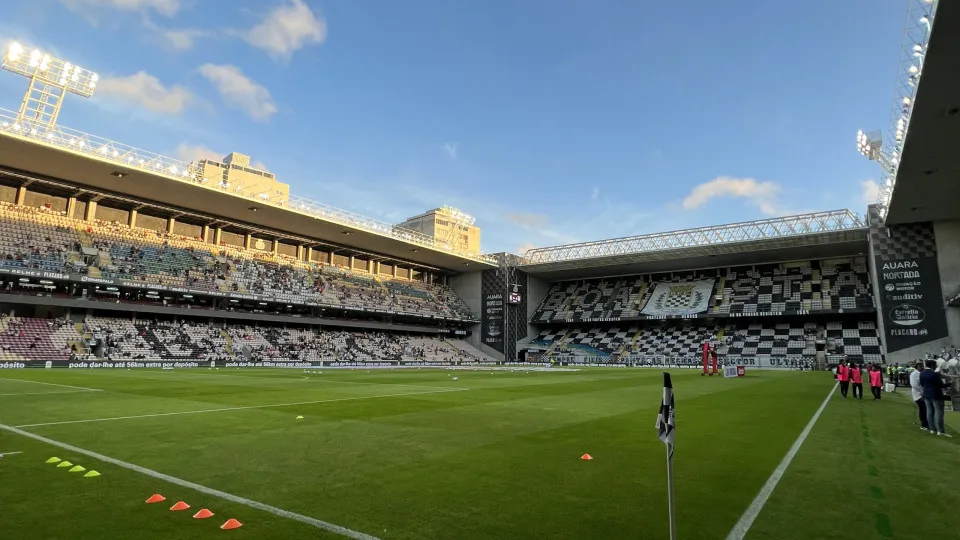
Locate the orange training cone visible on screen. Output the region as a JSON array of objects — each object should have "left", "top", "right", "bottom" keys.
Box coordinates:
[
  {"left": 145, "top": 494, "right": 166, "bottom": 504},
  {"left": 170, "top": 501, "right": 191, "bottom": 511},
  {"left": 220, "top": 519, "right": 243, "bottom": 530},
  {"left": 580, "top": 453, "right": 593, "bottom": 460},
  {"left": 193, "top": 509, "right": 215, "bottom": 519}
]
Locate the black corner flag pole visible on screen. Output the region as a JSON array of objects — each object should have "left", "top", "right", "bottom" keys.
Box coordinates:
[{"left": 655, "top": 372, "right": 677, "bottom": 540}]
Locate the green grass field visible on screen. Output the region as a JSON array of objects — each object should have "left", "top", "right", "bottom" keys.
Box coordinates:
[{"left": 0, "top": 367, "right": 956, "bottom": 539}]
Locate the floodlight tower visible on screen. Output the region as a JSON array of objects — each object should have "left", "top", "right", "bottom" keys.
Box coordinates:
[
  {"left": 858, "top": 0, "right": 939, "bottom": 220},
  {"left": 2, "top": 42, "right": 98, "bottom": 130}
]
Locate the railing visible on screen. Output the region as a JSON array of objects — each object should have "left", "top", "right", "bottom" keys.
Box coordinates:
[{"left": 0, "top": 109, "right": 498, "bottom": 265}]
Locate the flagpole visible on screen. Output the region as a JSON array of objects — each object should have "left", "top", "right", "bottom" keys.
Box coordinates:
[{"left": 665, "top": 446, "right": 677, "bottom": 540}]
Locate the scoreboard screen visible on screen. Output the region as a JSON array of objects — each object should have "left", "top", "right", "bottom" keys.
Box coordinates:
[{"left": 507, "top": 284, "right": 522, "bottom": 305}]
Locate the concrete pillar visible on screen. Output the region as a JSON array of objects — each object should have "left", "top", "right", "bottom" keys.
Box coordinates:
[
  {"left": 84, "top": 201, "right": 97, "bottom": 222},
  {"left": 349, "top": 256, "right": 355, "bottom": 270},
  {"left": 66, "top": 197, "right": 76, "bottom": 219},
  {"left": 374, "top": 261, "right": 381, "bottom": 275},
  {"left": 214, "top": 228, "right": 222, "bottom": 245},
  {"left": 306, "top": 247, "right": 313, "bottom": 262},
  {"left": 297, "top": 245, "right": 304, "bottom": 260},
  {"left": 327, "top": 252, "right": 333, "bottom": 264},
  {"left": 129, "top": 209, "right": 138, "bottom": 228},
  {"left": 15, "top": 186, "right": 26, "bottom": 205},
  {"left": 201, "top": 224, "right": 210, "bottom": 243},
  {"left": 392, "top": 265, "right": 397, "bottom": 277},
  {"left": 245, "top": 233, "right": 252, "bottom": 250},
  {"left": 167, "top": 218, "right": 176, "bottom": 234},
  {"left": 273, "top": 240, "right": 278, "bottom": 255}
]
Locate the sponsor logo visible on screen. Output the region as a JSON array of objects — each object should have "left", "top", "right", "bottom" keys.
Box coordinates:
[{"left": 889, "top": 303, "right": 925, "bottom": 326}]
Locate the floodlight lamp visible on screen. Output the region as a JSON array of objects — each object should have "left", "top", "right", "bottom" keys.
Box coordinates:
[
  {"left": 7, "top": 42, "right": 23, "bottom": 62},
  {"left": 903, "top": 97, "right": 911, "bottom": 106}
]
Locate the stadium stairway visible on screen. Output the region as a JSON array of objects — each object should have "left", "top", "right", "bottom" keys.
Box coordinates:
[
  {"left": 443, "top": 338, "right": 499, "bottom": 363},
  {"left": 222, "top": 329, "right": 234, "bottom": 356},
  {"left": 545, "top": 329, "right": 572, "bottom": 356},
  {"left": 634, "top": 282, "right": 649, "bottom": 312},
  {"left": 77, "top": 229, "right": 93, "bottom": 250}
]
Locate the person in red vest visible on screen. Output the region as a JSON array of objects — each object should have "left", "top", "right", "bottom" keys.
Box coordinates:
[
  {"left": 849, "top": 363, "right": 864, "bottom": 400},
  {"left": 837, "top": 361, "right": 850, "bottom": 398},
  {"left": 869, "top": 364, "right": 884, "bottom": 400}
]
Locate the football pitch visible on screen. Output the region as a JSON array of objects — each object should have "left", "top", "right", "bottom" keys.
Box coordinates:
[{"left": 0, "top": 367, "right": 956, "bottom": 540}]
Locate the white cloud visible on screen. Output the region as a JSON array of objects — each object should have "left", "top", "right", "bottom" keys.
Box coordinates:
[
  {"left": 97, "top": 72, "right": 192, "bottom": 114},
  {"left": 241, "top": 0, "right": 326, "bottom": 60},
  {"left": 198, "top": 64, "right": 277, "bottom": 122},
  {"left": 253, "top": 160, "right": 269, "bottom": 172},
  {"left": 65, "top": 0, "right": 181, "bottom": 17},
  {"left": 516, "top": 243, "right": 538, "bottom": 256},
  {"left": 504, "top": 213, "right": 548, "bottom": 228},
  {"left": 590, "top": 186, "right": 600, "bottom": 202},
  {"left": 443, "top": 143, "right": 458, "bottom": 160},
  {"left": 860, "top": 179, "right": 881, "bottom": 206},
  {"left": 682, "top": 176, "right": 783, "bottom": 216},
  {"left": 160, "top": 28, "right": 207, "bottom": 50},
  {"left": 173, "top": 143, "right": 222, "bottom": 163}
]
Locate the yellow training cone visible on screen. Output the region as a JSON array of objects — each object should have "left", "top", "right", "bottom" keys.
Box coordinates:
[
  {"left": 296, "top": 415, "right": 304, "bottom": 420},
  {"left": 69, "top": 465, "right": 87, "bottom": 473},
  {"left": 57, "top": 461, "right": 73, "bottom": 468},
  {"left": 45, "top": 457, "right": 61, "bottom": 464},
  {"left": 83, "top": 470, "right": 101, "bottom": 478}
]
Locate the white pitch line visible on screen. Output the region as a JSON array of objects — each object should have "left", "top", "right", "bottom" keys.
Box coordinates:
[
  {"left": 0, "top": 390, "right": 99, "bottom": 397},
  {"left": 725, "top": 383, "right": 838, "bottom": 540},
  {"left": 0, "top": 451, "right": 23, "bottom": 457},
  {"left": 0, "top": 378, "right": 103, "bottom": 392},
  {"left": 0, "top": 423, "right": 381, "bottom": 540},
  {"left": 15, "top": 387, "right": 469, "bottom": 428}
]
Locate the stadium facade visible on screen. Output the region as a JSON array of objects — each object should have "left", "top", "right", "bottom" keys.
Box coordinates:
[{"left": 0, "top": 0, "right": 958, "bottom": 370}]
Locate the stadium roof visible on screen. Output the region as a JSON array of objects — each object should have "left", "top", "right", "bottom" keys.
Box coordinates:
[
  {"left": 0, "top": 111, "right": 497, "bottom": 272},
  {"left": 885, "top": 0, "right": 960, "bottom": 224},
  {"left": 520, "top": 210, "right": 869, "bottom": 280}
]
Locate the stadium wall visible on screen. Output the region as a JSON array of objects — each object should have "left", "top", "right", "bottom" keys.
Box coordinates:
[
  {"left": 867, "top": 205, "right": 950, "bottom": 364},
  {"left": 933, "top": 220, "right": 960, "bottom": 345},
  {"left": 448, "top": 270, "right": 503, "bottom": 360},
  {"left": 525, "top": 274, "right": 550, "bottom": 344}
]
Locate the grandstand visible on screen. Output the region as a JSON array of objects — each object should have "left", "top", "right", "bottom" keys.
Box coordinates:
[{"left": 1, "top": 4, "right": 959, "bottom": 373}]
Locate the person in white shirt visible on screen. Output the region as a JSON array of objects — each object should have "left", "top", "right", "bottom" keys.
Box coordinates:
[{"left": 909, "top": 361, "right": 930, "bottom": 431}]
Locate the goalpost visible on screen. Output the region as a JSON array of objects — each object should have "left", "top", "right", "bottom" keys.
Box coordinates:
[{"left": 701, "top": 342, "right": 718, "bottom": 376}]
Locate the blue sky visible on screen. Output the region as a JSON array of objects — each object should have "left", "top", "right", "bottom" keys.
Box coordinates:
[{"left": 0, "top": 0, "right": 906, "bottom": 254}]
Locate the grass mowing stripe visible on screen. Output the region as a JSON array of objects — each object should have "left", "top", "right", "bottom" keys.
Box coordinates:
[
  {"left": 725, "top": 382, "right": 837, "bottom": 540},
  {"left": 0, "top": 390, "right": 100, "bottom": 397},
  {"left": 14, "top": 387, "right": 469, "bottom": 428},
  {"left": 0, "top": 378, "right": 103, "bottom": 392},
  {"left": 858, "top": 402, "right": 893, "bottom": 538},
  {"left": 0, "top": 423, "right": 383, "bottom": 540}
]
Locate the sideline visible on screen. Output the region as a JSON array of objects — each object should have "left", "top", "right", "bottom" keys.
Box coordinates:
[
  {"left": 725, "top": 383, "right": 838, "bottom": 540},
  {"left": 0, "top": 423, "right": 382, "bottom": 540}
]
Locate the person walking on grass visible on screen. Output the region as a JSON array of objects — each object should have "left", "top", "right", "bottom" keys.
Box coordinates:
[
  {"left": 837, "top": 361, "right": 850, "bottom": 398},
  {"left": 920, "top": 359, "right": 951, "bottom": 437},
  {"left": 850, "top": 363, "right": 864, "bottom": 400},
  {"left": 869, "top": 364, "right": 883, "bottom": 400},
  {"left": 909, "top": 361, "right": 930, "bottom": 431}
]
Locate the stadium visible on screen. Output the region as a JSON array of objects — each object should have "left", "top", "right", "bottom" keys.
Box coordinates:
[{"left": 0, "top": 1, "right": 957, "bottom": 540}]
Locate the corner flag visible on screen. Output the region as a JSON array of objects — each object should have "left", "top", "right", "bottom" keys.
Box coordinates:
[
  {"left": 655, "top": 372, "right": 677, "bottom": 540},
  {"left": 655, "top": 372, "right": 676, "bottom": 458}
]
